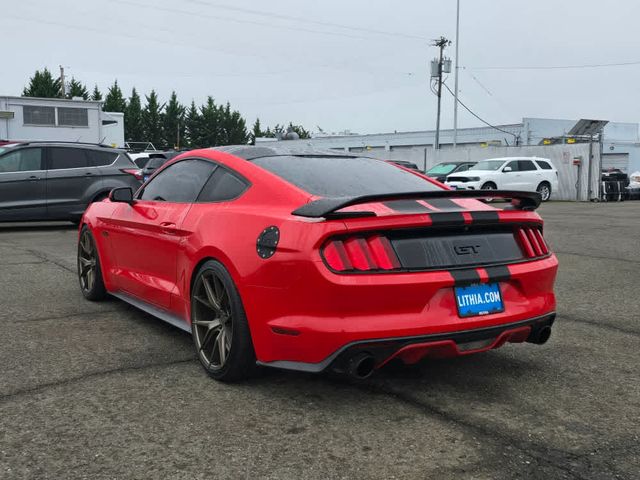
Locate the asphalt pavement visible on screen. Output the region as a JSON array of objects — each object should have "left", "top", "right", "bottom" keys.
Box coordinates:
[{"left": 0, "top": 202, "right": 638, "bottom": 479}]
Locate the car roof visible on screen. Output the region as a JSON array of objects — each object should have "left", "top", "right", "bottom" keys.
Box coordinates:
[
  {"left": 6, "top": 141, "right": 124, "bottom": 152},
  {"left": 481, "top": 157, "right": 551, "bottom": 162},
  {"left": 433, "top": 161, "right": 476, "bottom": 165},
  {"left": 212, "top": 144, "right": 360, "bottom": 161}
]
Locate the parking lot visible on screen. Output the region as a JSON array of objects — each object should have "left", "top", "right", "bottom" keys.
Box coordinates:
[{"left": 0, "top": 202, "right": 638, "bottom": 479}]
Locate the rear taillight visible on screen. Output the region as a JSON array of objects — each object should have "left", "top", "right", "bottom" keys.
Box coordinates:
[
  {"left": 121, "top": 168, "right": 143, "bottom": 181},
  {"left": 516, "top": 226, "right": 549, "bottom": 258},
  {"left": 322, "top": 234, "right": 401, "bottom": 272}
]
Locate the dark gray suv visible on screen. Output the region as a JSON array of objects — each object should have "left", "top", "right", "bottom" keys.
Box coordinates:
[{"left": 0, "top": 142, "right": 143, "bottom": 222}]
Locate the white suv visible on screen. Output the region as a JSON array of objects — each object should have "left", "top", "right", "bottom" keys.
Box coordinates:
[{"left": 445, "top": 157, "right": 558, "bottom": 201}]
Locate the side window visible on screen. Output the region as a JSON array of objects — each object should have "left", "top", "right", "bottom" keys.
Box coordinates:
[
  {"left": 197, "top": 167, "right": 249, "bottom": 202},
  {"left": 87, "top": 150, "right": 118, "bottom": 167},
  {"left": 140, "top": 159, "right": 216, "bottom": 202},
  {"left": 519, "top": 160, "right": 537, "bottom": 171},
  {"left": 504, "top": 161, "right": 519, "bottom": 172},
  {"left": 0, "top": 148, "right": 43, "bottom": 173},
  {"left": 457, "top": 164, "right": 471, "bottom": 172},
  {"left": 48, "top": 147, "right": 88, "bottom": 169},
  {"left": 535, "top": 160, "right": 553, "bottom": 170}
]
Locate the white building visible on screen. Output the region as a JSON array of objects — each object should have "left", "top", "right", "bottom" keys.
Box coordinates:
[
  {"left": 265, "top": 117, "right": 640, "bottom": 174},
  {"left": 0, "top": 96, "right": 124, "bottom": 147}
]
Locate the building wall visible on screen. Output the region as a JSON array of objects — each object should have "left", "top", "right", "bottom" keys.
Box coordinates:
[
  {"left": 365, "top": 144, "right": 599, "bottom": 201},
  {"left": 0, "top": 96, "right": 124, "bottom": 147},
  {"left": 273, "top": 117, "right": 639, "bottom": 174}
]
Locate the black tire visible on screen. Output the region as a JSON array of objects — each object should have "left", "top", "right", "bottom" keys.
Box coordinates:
[
  {"left": 481, "top": 182, "right": 497, "bottom": 190},
  {"left": 537, "top": 182, "right": 552, "bottom": 202},
  {"left": 77, "top": 226, "right": 107, "bottom": 301},
  {"left": 191, "top": 260, "right": 258, "bottom": 382}
]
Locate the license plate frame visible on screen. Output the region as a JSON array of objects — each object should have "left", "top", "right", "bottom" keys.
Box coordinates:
[{"left": 454, "top": 282, "right": 504, "bottom": 318}]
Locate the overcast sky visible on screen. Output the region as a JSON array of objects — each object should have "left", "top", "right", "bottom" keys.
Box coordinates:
[{"left": 4, "top": 0, "right": 640, "bottom": 134}]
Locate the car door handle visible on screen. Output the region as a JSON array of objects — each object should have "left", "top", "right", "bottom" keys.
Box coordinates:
[
  {"left": 160, "top": 222, "right": 177, "bottom": 234},
  {"left": 85, "top": 172, "right": 94, "bottom": 176},
  {"left": 28, "top": 175, "right": 40, "bottom": 181}
]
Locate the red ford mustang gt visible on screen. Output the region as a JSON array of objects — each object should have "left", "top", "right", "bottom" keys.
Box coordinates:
[{"left": 78, "top": 145, "right": 558, "bottom": 381}]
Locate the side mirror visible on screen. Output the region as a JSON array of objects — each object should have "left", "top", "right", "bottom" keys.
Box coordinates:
[
  {"left": 109, "top": 187, "right": 134, "bottom": 204},
  {"left": 503, "top": 166, "right": 513, "bottom": 172}
]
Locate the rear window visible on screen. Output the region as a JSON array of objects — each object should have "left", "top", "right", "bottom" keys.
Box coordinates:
[
  {"left": 535, "top": 160, "right": 553, "bottom": 170},
  {"left": 146, "top": 158, "right": 166, "bottom": 169},
  {"left": 252, "top": 156, "right": 440, "bottom": 197}
]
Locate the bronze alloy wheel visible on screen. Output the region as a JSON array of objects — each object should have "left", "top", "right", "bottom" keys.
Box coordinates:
[
  {"left": 192, "top": 271, "right": 234, "bottom": 370},
  {"left": 77, "top": 226, "right": 106, "bottom": 301},
  {"left": 78, "top": 229, "right": 98, "bottom": 293}
]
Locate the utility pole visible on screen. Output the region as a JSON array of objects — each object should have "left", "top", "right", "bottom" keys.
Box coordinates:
[
  {"left": 59, "top": 65, "right": 66, "bottom": 97},
  {"left": 431, "top": 36, "right": 451, "bottom": 150},
  {"left": 453, "top": 0, "right": 461, "bottom": 147}
]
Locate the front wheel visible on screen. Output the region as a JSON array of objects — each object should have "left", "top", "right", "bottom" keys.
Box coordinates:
[
  {"left": 537, "top": 182, "right": 552, "bottom": 202},
  {"left": 191, "top": 260, "right": 258, "bottom": 382},
  {"left": 77, "top": 226, "right": 107, "bottom": 301}
]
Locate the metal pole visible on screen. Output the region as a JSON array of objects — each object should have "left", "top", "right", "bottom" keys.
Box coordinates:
[
  {"left": 434, "top": 41, "right": 444, "bottom": 150},
  {"left": 453, "top": 0, "right": 460, "bottom": 147},
  {"left": 59, "top": 65, "right": 66, "bottom": 97}
]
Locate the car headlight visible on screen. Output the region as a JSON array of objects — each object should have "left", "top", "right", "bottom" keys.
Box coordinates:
[{"left": 467, "top": 177, "right": 480, "bottom": 182}]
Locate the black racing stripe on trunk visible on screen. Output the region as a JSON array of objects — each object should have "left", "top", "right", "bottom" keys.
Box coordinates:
[
  {"left": 485, "top": 265, "right": 511, "bottom": 282},
  {"left": 470, "top": 211, "right": 499, "bottom": 223},
  {"left": 383, "top": 200, "right": 432, "bottom": 213},
  {"left": 429, "top": 211, "right": 465, "bottom": 226},
  {"left": 449, "top": 268, "right": 481, "bottom": 286},
  {"left": 426, "top": 198, "right": 461, "bottom": 210}
]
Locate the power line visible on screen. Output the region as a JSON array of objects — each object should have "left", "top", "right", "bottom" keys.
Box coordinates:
[
  {"left": 442, "top": 82, "right": 518, "bottom": 142},
  {"left": 467, "top": 60, "right": 640, "bottom": 71},
  {"left": 181, "top": 0, "right": 430, "bottom": 42}
]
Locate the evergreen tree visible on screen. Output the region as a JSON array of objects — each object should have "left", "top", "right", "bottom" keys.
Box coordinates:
[
  {"left": 184, "top": 101, "right": 201, "bottom": 148},
  {"left": 22, "top": 68, "right": 62, "bottom": 98},
  {"left": 91, "top": 85, "right": 103, "bottom": 101},
  {"left": 162, "top": 91, "right": 185, "bottom": 149},
  {"left": 125, "top": 88, "right": 144, "bottom": 142},
  {"left": 288, "top": 122, "right": 311, "bottom": 139},
  {"left": 66, "top": 77, "right": 89, "bottom": 100},
  {"left": 220, "top": 103, "right": 247, "bottom": 145},
  {"left": 103, "top": 80, "right": 127, "bottom": 112},
  {"left": 199, "top": 97, "right": 221, "bottom": 147},
  {"left": 250, "top": 118, "right": 262, "bottom": 145},
  {"left": 142, "top": 90, "right": 164, "bottom": 147}
]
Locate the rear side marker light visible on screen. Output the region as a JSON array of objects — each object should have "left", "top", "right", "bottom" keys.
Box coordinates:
[
  {"left": 516, "top": 226, "right": 550, "bottom": 259},
  {"left": 322, "top": 235, "right": 400, "bottom": 272}
]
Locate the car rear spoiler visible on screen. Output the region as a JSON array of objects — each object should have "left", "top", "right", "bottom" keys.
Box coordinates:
[{"left": 292, "top": 190, "right": 542, "bottom": 218}]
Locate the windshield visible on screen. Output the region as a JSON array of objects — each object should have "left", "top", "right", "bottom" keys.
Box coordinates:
[
  {"left": 426, "top": 163, "right": 459, "bottom": 175},
  {"left": 252, "top": 155, "right": 441, "bottom": 197},
  {"left": 470, "top": 160, "right": 505, "bottom": 171}
]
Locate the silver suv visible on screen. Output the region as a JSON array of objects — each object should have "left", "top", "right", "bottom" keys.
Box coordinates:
[{"left": 0, "top": 142, "right": 143, "bottom": 222}]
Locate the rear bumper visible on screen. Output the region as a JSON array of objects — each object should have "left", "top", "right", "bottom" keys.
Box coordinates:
[{"left": 258, "top": 312, "right": 556, "bottom": 373}]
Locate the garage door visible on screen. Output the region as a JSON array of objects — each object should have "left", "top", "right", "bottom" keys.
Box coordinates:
[{"left": 602, "top": 153, "right": 629, "bottom": 173}]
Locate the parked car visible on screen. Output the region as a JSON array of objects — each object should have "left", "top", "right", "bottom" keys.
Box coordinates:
[
  {"left": 388, "top": 160, "right": 420, "bottom": 171},
  {"left": 425, "top": 161, "right": 477, "bottom": 183},
  {"left": 129, "top": 153, "right": 151, "bottom": 168},
  {"left": 445, "top": 157, "right": 558, "bottom": 201},
  {"left": 141, "top": 152, "right": 182, "bottom": 181},
  {"left": 0, "top": 141, "right": 143, "bottom": 222},
  {"left": 78, "top": 145, "right": 557, "bottom": 382}
]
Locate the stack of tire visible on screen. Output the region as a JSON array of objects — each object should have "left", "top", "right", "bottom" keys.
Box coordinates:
[{"left": 600, "top": 169, "right": 629, "bottom": 202}]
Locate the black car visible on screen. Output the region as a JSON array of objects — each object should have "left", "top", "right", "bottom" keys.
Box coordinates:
[
  {"left": 425, "top": 161, "right": 477, "bottom": 183},
  {"left": 0, "top": 141, "right": 143, "bottom": 222},
  {"left": 141, "top": 152, "right": 182, "bottom": 182},
  {"left": 387, "top": 160, "right": 421, "bottom": 172}
]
